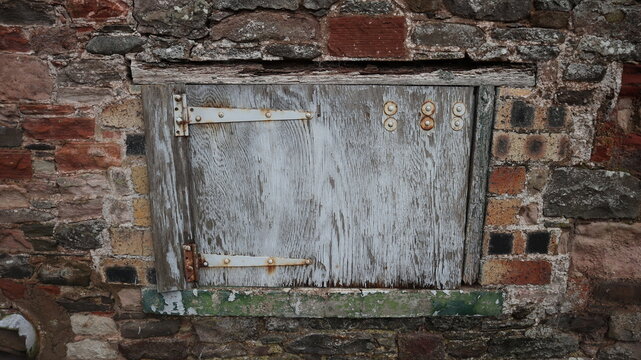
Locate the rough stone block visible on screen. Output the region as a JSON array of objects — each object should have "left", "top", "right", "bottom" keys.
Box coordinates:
[
  {"left": 0, "top": 55, "right": 52, "bottom": 101},
  {"left": 338, "top": 0, "right": 396, "bottom": 14},
  {"left": 264, "top": 43, "right": 321, "bottom": 59},
  {"left": 0, "top": 26, "right": 30, "bottom": 52},
  {"left": 609, "top": 311, "right": 641, "bottom": 341},
  {"left": 481, "top": 259, "right": 552, "bottom": 285},
  {"left": 212, "top": 12, "right": 319, "bottom": 42},
  {"left": 194, "top": 318, "right": 260, "bottom": 343},
  {"left": 598, "top": 343, "right": 641, "bottom": 360},
  {"left": 55, "top": 142, "right": 121, "bottom": 171},
  {"left": 443, "top": 0, "right": 531, "bottom": 22},
  {"left": 37, "top": 259, "right": 91, "bottom": 286},
  {"left": 0, "top": 126, "right": 22, "bottom": 147},
  {"left": 0, "top": 185, "right": 29, "bottom": 209},
  {"left": 488, "top": 166, "right": 526, "bottom": 195},
  {"left": 0, "top": 254, "right": 32, "bottom": 279},
  {"left": 405, "top": 0, "right": 441, "bottom": 12},
  {"left": 412, "top": 22, "right": 484, "bottom": 48},
  {"left": 99, "top": 98, "right": 144, "bottom": 129},
  {"left": 58, "top": 59, "right": 125, "bottom": 87},
  {"left": 0, "top": 208, "right": 53, "bottom": 223},
  {"left": 120, "top": 320, "right": 181, "bottom": 338},
  {"left": 398, "top": 332, "right": 445, "bottom": 360},
  {"left": 0, "top": 0, "right": 55, "bottom": 25},
  {"left": 30, "top": 26, "right": 79, "bottom": 55},
  {"left": 132, "top": 198, "right": 151, "bottom": 226},
  {"left": 22, "top": 117, "right": 94, "bottom": 140},
  {"left": 18, "top": 104, "right": 75, "bottom": 116},
  {"left": 0, "top": 150, "right": 32, "bottom": 179},
  {"left": 285, "top": 333, "right": 376, "bottom": 355},
  {"left": 329, "top": 16, "right": 406, "bottom": 58},
  {"left": 516, "top": 45, "right": 560, "bottom": 61},
  {"left": 110, "top": 227, "right": 152, "bottom": 256},
  {"left": 530, "top": 11, "right": 570, "bottom": 29},
  {"left": 131, "top": 166, "right": 149, "bottom": 194},
  {"left": 574, "top": 0, "right": 641, "bottom": 40},
  {"left": 67, "top": 0, "right": 128, "bottom": 20},
  {"left": 87, "top": 35, "right": 146, "bottom": 55},
  {"left": 488, "top": 333, "right": 578, "bottom": 358},
  {"left": 303, "top": 0, "right": 339, "bottom": 10},
  {"left": 70, "top": 314, "right": 118, "bottom": 336},
  {"left": 492, "top": 27, "right": 565, "bottom": 43},
  {"left": 20, "top": 223, "right": 54, "bottom": 237},
  {"left": 118, "top": 339, "right": 189, "bottom": 360},
  {"left": 54, "top": 220, "right": 106, "bottom": 250},
  {"left": 117, "top": 288, "right": 142, "bottom": 312},
  {"left": 0, "top": 228, "right": 31, "bottom": 252},
  {"left": 543, "top": 168, "right": 641, "bottom": 219},
  {"left": 563, "top": 64, "right": 607, "bottom": 82},
  {"left": 66, "top": 339, "right": 119, "bottom": 360},
  {"left": 214, "top": 0, "right": 299, "bottom": 10}
]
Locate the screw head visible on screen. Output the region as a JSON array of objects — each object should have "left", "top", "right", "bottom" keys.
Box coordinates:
[
  {"left": 305, "top": 112, "right": 313, "bottom": 119},
  {"left": 453, "top": 102, "right": 466, "bottom": 116},
  {"left": 218, "top": 112, "right": 224, "bottom": 118},
  {"left": 451, "top": 117, "right": 464, "bottom": 130},
  {"left": 202, "top": 261, "right": 209, "bottom": 267},
  {"left": 265, "top": 112, "right": 272, "bottom": 118},
  {"left": 383, "top": 101, "right": 398, "bottom": 116},
  {"left": 267, "top": 258, "right": 274, "bottom": 264},
  {"left": 383, "top": 117, "right": 398, "bottom": 131},
  {"left": 195, "top": 116, "right": 202, "bottom": 122},
  {"left": 223, "top": 258, "right": 230, "bottom": 264},
  {"left": 420, "top": 116, "right": 435, "bottom": 131},
  {"left": 422, "top": 101, "right": 436, "bottom": 116}
]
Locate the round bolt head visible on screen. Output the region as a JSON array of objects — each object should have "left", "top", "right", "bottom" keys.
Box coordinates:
[
  {"left": 223, "top": 258, "right": 230, "bottom": 264},
  {"left": 305, "top": 259, "right": 312, "bottom": 265},
  {"left": 451, "top": 117, "right": 464, "bottom": 131},
  {"left": 183, "top": 245, "right": 191, "bottom": 250},
  {"left": 265, "top": 112, "right": 272, "bottom": 118},
  {"left": 383, "top": 101, "right": 398, "bottom": 116},
  {"left": 174, "top": 95, "right": 182, "bottom": 101},
  {"left": 195, "top": 116, "right": 202, "bottom": 122},
  {"left": 176, "top": 118, "right": 183, "bottom": 125},
  {"left": 267, "top": 258, "right": 274, "bottom": 264},
  {"left": 218, "top": 112, "right": 224, "bottom": 118},
  {"left": 383, "top": 117, "right": 398, "bottom": 131},
  {"left": 202, "top": 262, "right": 209, "bottom": 267},
  {"left": 420, "top": 116, "right": 435, "bottom": 131},
  {"left": 305, "top": 112, "right": 313, "bottom": 119},
  {"left": 453, "top": 102, "right": 466, "bottom": 116},
  {"left": 421, "top": 101, "right": 436, "bottom": 116}
]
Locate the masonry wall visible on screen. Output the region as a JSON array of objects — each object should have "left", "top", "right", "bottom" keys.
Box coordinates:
[{"left": 0, "top": 0, "right": 640, "bottom": 359}]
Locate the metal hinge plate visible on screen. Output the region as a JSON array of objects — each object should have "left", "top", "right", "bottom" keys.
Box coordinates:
[{"left": 173, "top": 93, "right": 314, "bottom": 137}]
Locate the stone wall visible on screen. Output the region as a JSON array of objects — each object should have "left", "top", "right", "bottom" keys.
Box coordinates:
[{"left": 0, "top": 0, "right": 640, "bottom": 359}]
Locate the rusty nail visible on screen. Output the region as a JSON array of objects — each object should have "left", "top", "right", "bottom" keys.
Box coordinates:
[
  {"left": 218, "top": 112, "right": 224, "bottom": 118},
  {"left": 186, "top": 265, "right": 193, "bottom": 271},
  {"left": 195, "top": 116, "right": 202, "bottom": 122},
  {"left": 224, "top": 258, "right": 230, "bottom": 264},
  {"left": 176, "top": 118, "right": 183, "bottom": 125}
]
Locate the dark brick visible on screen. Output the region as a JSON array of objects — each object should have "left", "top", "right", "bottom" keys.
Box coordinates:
[
  {"left": 0, "top": 127, "right": 22, "bottom": 147},
  {"left": 37, "top": 259, "right": 91, "bottom": 286},
  {"left": 510, "top": 100, "right": 534, "bottom": 128},
  {"left": 57, "top": 296, "right": 114, "bottom": 312},
  {"left": 195, "top": 318, "right": 260, "bottom": 342},
  {"left": 54, "top": 220, "right": 106, "bottom": 250},
  {"left": 30, "top": 238, "right": 57, "bottom": 251},
  {"left": 126, "top": 134, "right": 145, "bottom": 156},
  {"left": 550, "top": 314, "right": 607, "bottom": 334},
  {"left": 443, "top": 0, "right": 531, "bottom": 22},
  {"left": 302, "top": 0, "right": 339, "bottom": 10},
  {"left": 20, "top": 223, "right": 54, "bottom": 237},
  {"left": 0, "top": 26, "right": 30, "bottom": 52},
  {"left": 593, "top": 281, "right": 641, "bottom": 305},
  {"left": 285, "top": 333, "right": 376, "bottom": 355},
  {"left": 495, "top": 135, "right": 510, "bottom": 157},
  {"left": 525, "top": 135, "right": 546, "bottom": 158},
  {"left": 105, "top": 266, "right": 138, "bottom": 284},
  {"left": 0, "top": 149, "right": 32, "bottom": 179},
  {"left": 530, "top": 11, "right": 570, "bottom": 29},
  {"left": 488, "top": 233, "right": 513, "bottom": 255},
  {"left": 264, "top": 43, "right": 321, "bottom": 59},
  {"left": 547, "top": 106, "right": 565, "bottom": 128},
  {"left": 0, "top": 254, "right": 32, "bottom": 279},
  {"left": 119, "top": 339, "right": 189, "bottom": 360},
  {"left": 488, "top": 333, "right": 579, "bottom": 358},
  {"left": 120, "top": 320, "right": 181, "bottom": 339},
  {"left": 412, "top": 23, "right": 484, "bottom": 48},
  {"left": 24, "top": 143, "right": 55, "bottom": 151},
  {"left": 398, "top": 332, "right": 444, "bottom": 360},
  {"left": 328, "top": 16, "right": 406, "bottom": 58},
  {"left": 556, "top": 89, "right": 594, "bottom": 105},
  {"left": 543, "top": 168, "right": 641, "bottom": 219},
  {"left": 338, "top": 0, "right": 395, "bottom": 14},
  {"left": 86, "top": 35, "right": 146, "bottom": 55},
  {"left": 405, "top": 0, "right": 441, "bottom": 12},
  {"left": 0, "top": 0, "right": 55, "bottom": 25},
  {"left": 526, "top": 231, "right": 550, "bottom": 254},
  {"left": 214, "top": 0, "right": 298, "bottom": 10}
]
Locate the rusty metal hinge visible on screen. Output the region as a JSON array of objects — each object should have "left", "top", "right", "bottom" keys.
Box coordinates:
[
  {"left": 173, "top": 93, "right": 314, "bottom": 137},
  {"left": 182, "top": 243, "right": 200, "bottom": 282}
]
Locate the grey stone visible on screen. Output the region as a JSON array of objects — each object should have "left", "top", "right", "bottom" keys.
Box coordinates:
[
  {"left": 67, "top": 339, "right": 119, "bottom": 360},
  {"left": 213, "top": 0, "right": 299, "bottom": 10},
  {"left": 192, "top": 343, "right": 247, "bottom": 358},
  {"left": 37, "top": 259, "right": 91, "bottom": 286},
  {"left": 303, "top": 0, "right": 340, "bottom": 10},
  {"left": 134, "top": 0, "right": 210, "bottom": 38},
  {"left": 0, "top": 0, "right": 55, "bottom": 25},
  {"left": 0, "top": 254, "right": 32, "bottom": 279},
  {"left": 563, "top": 64, "right": 607, "bottom": 82},
  {"left": 443, "top": 0, "right": 531, "bottom": 22},
  {"left": 265, "top": 43, "right": 322, "bottom": 59},
  {"left": 120, "top": 320, "right": 181, "bottom": 339},
  {"left": 412, "top": 23, "right": 484, "bottom": 48},
  {"left": 266, "top": 318, "right": 301, "bottom": 332},
  {"left": 467, "top": 44, "right": 510, "bottom": 61},
  {"left": 211, "top": 12, "right": 319, "bottom": 42},
  {"left": 579, "top": 35, "right": 641, "bottom": 61},
  {"left": 405, "top": 0, "right": 441, "bottom": 12},
  {"left": 0, "top": 127, "right": 22, "bottom": 147},
  {"left": 516, "top": 45, "right": 560, "bottom": 61},
  {"left": 488, "top": 333, "right": 579, "bottom": 358},
  {"left": 190, "top": 41, "right": 261, "bottom": 61},
  {"left": 194, "top": 318, "right": 260, "bottom": 343},
  {"left": 86, "top": 36, "right": 146, "bottom": 55},
  {"left": 118, "top": 340, "right": 189, "bottom": 360},
  {"left": 609, "top": 311, "right": 641, "bottom": 341},
  {"left": 598, "top": 343, "right": 641, "bottom": 360},
  {"left": 492, "top": 28, "right": 565, "bottom": 43},
  {"left": 54, "top": 220, "right": 107, "bottom": 250},
  {"left": 543, "top": 168, "right": 641, "bottom": 219},
  {"left": 70, "top": 315, "right": 118, "bottom": 336},
  {"left": 58, "top": 59, "right": 125, "bottom": 86},
  {"left": 338, "top": 0, "right": 396, "bottom": 14},
  {"left": 21, "top": 223, "right": 54, "bottom": 237},
  {"left": 574, "top": 0, "right": 641, "bottom": 40},
  {"left": 0, "top": 209, "right": 54, "bottom": 224},
  {"left": 534, "top": 0, "right": 576, "bottom": 11},
  {"left": 285, "top": 333, "right": 376, "bottom": 355},
  {"left": 531, "top": 10, "right": 570, "bottom": 29},
  {"left": 556, "top": 89, "right": 594, "bottom": 105}
]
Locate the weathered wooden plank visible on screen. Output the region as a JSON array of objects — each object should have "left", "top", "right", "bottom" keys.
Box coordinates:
[
  {"left": 131, "top": 61, "right": 536, "bottom": 87},
  {"left": 462, "top": 86, "right": 496, "bottom": 284},
  {"left": 142, "top": 84, "right": 194, "bottom": 291},
  {"left": 188, "top": 84, "right": 474, "bottom": 289}
]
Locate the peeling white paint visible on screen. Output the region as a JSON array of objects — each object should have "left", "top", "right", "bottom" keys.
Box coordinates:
[{"left": 0, "top": 314, "right": 38, "bottom": 357}]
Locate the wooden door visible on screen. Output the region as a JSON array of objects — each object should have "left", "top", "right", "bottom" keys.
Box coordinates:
[{"left": 185, "top": 84, "right": 475, "bottom": 289}]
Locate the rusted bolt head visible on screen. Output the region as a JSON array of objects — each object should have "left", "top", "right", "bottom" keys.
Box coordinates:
[
  {"left": 422, "top": 101, "right": 435, "bottom": 116},
  {"left": 267, "top": 258, "right": 274, "bottom": 264},
  {"left": 383, "top": 117, "right": 397, "bottom": 131},
  {"left": 218, "top": 112, "right": 224, "bottom": 118},
  {"left": 420, "top": 116, "right": 435, "bottom": 131},
  {"left": 305, "top": 112, "right": 313, "bottom": 119},
  {"left": 453, "top": 102, "right": 465, "bottom": 116},
  {"left": 223, "top": 258, "right": 230, "bottom": 264},
  {"left": 384, "top": 101, "right": 398, "bottom": 116}
]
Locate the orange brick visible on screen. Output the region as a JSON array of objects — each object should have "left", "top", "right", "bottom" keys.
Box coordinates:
[
  {"left": 481, "top": 259, "right": 552, "bottom": 285},
  {"left": 485, "top": 198, "right": 521, "bottom": 226},
  {"left": 488, "top": 166, "right": 526, "bottom": 195}
]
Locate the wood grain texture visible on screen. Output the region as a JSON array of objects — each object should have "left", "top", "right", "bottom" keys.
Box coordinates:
[
  {"left": 186, "top": 84, "right": 474, "bottom": 289},
  {"left": 131, "top": 61, "right": 536, "bottom": 87},
  {"left": 462, "top": 86, "right": 495, "bottom": 284},
  {"left": 142, "top": 84, "right": 193, "bottom": 291}
]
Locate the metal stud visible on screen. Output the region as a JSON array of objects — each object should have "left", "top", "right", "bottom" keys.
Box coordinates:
[
  {"left": 202, "top": 261, "right": 209, "bottom": 267},
  {"left": 451, "top": 117, "right": 464, "bottom": 131},
  {"left": 265, "top": 112, "right": 272, "bottom": 118},
  {"left": 305, "top": 112, "right": 313, "bottom": 119},
  {"left": 421, "top": 101, "right": 436, "bottom": 116},
  {"left": 305, "top": 259, "right": 312, "bottom": 265},
  {"left": 223, "top": 258, "right": 230, "bottom": 264},
  {"left": 195, "top": 116, "right": 202, "bottom": 122},
  {"left": 218, "top": 112, "right": 224, "bottom": 118},
  {"left": 384, "top": 101, "right": 398, "bottom": 116},
  {"left": 420, "top": 116, "right": 435, "bottom": 131},
  {"left": 174, "top": 95, "right": 182, "bottom": 101},
  {"left": 383, "top": 117, "right": 398, "bottom": 131},
  {"left": 267, "top": 258, "right": 274, "bottom": 264},
  {"left": 453, "top": 102, "right": 466, "bottom": 116}
]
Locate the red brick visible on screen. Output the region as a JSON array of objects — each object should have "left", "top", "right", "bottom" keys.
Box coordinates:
[
  {"left": 18, "top": 104, "right": 76, "bottom": 116},
  {"left": 488, "top": 166, "right": 526, "bottom": 195},
  {"left": 0, "top": 55, "right": 53, "bottom": 101},
  {"left": 481, "top": 259, "right": 552, "bottom": 285},
  {"left": 0, "top": 229, "right": 31, "bottom": 252},
  {"left": 66, "top": 0, "right": 128, "bottom": 20},
  {"left": 328, "top": 16, "right": 406, "bottom": 58},
  {"left": 36, "top": 284, "right": 61, "bottom": 295},
  {"left": 55, "top": 142, "right": 121, "bottom": 171},
  {"left": 23, "top": 117, "right": 94, "bottom": 140},
  {"left": 0, "top": 279, "right": 26, "bottom": 300},
  {"left": 398, "top": 332, "right": 445, "bottom": 360},
  {"left": 0, "top": 26, "right": 29, "bottom": 52},
  {"left": 0, "top": 150, "right": 32, "bottom": 179},
  {"left": 621, "top": 64, "right": 641, "bottom": 97}
]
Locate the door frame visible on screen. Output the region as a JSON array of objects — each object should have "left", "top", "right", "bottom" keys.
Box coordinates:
[{"left": 142, "top": 79, "right": 499, "bottom": 292}]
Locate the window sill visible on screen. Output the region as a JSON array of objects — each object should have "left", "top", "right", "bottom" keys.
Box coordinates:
[{"left": 142, "top": 288, "right": 503, "bottom": 318}]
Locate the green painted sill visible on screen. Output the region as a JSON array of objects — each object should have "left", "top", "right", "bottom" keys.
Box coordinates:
[{"left": 142, "top": 288, "right": 503, "bottom": 318}]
